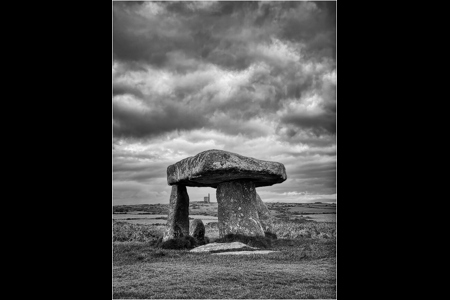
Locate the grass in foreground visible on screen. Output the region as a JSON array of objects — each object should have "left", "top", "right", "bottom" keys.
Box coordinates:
[
  {"left": 113, "top": 219, "right": 336, "bottom": 299},
  {"left": 113, "top": 239, "right": 336, "bottom": 299}
]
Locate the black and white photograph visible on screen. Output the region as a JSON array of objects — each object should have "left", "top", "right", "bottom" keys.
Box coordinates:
[{"left": 113, "top": 1, "right": 336, "bottom": 298}]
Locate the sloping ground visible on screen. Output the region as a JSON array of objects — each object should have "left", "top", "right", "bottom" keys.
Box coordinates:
[{"left": 113, "top": 258, "right": 336, "bottom": 299}]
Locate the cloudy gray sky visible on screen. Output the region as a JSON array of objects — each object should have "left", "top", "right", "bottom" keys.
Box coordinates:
[{"left": 113, "top": 1, "right": 336, "bottom": 205}]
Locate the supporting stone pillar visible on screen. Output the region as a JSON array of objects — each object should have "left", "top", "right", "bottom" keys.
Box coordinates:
[
  {"left": 163, "top": 185, "right": 190, "bottom": 241},
  {"left": 254, "top": 193, "right": 274, "bottom": 233},
  {"left": 216, "top": 181, "right": 264, "bottom": 238}
]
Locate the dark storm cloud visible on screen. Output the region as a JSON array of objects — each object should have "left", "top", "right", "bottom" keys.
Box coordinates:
[
  {"left": 113, "top": 2, "right": 192, "bottom": 67},
  {"left": 275, "top": 121, "right": 336, "bottom": 147},
  {"left": 113, "top": 157, "right": 168, "bottom": 182},
  {"left": 112, "top": 81, "right": 145, "bottom": 98},
  {"left": 281, "top": 111, "right": 336, "bottom": 135},
  {"left": 113, "top": 1, "right": 336, "bottom": 139},
  {"left": 113, "top": 1, "right": 335, "bottom": 71},
  {"left": 279, "top": 1, "right": 336, "bottom": 59},
  {"left": 113, "top": 101, "right": 209, "bottom": 139},
  {"left": 288, "top": 161, "right": 336, "bottom": 179}
]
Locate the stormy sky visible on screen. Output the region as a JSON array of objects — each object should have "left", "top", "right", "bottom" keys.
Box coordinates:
[{"left": 113, "top": 1, "right": 336, "bottom": 205}]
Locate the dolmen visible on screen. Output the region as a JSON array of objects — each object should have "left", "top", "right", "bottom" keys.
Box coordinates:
[{"left": 162, "top": 149, "right": 287, "bottom": 241}]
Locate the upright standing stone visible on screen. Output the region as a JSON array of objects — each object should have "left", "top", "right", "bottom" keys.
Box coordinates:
[
  {"left": 216, "top": 181, "right": 264, "bottom": 237},
  {"left": 163, "top": 185, "right": 190, "bottom": 241},
  {"left": 254, "top": 193, "right": 274, "bottom": 233}
]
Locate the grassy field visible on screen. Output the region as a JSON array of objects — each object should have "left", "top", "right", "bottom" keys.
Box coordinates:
[
  {"left": 114, "top": 242, "right": 336, "bottom": 299},
  {"left": 113, "top": 217, "right": 336, "bottom": 299}
]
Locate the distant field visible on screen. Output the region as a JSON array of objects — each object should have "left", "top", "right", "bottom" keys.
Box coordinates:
[
  {"left": 113, "top": 214, "right": 168, "bottom": 219},
  {"left": 266, "top": 202, "right": 336, "bottom": 223},
  {"left": 303, "top": 214, "right": 336, "bottom": 222},
  {"left": 113, "top": 202, "right": 336, "bottom": 224},
  {"left": 287, "top": 206, "right": 336, "bottom": 214},
  {"left": 113, "top": 213, "right": 218, "bottom": 225}
]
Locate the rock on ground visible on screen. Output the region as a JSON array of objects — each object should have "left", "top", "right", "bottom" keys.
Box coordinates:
[
  {"left": 189, "top": 219, "right": 205, "bottom": 242},
  {"left": 167, "top": 149, "right": 287, "bottom": 188},
  {"left": 190, "top": 242, "right": 258, "bottom": 253}
]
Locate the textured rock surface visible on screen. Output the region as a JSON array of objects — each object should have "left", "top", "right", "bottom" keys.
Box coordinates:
[
  {"left": 254, "top": 193, "right": 274, "bottom": 233},
  {"left": 163, "top": 185, "right": 190, "bottom": 242},
  {"left": 212, "top": 250, "right": 279, "bottom": 255},
  {"left": 217, "top": 181, "right": 265, "bottom": 238},
  {"left": 167, "top": 149, "right": 287, "bottom": 188},
  {"left": 190, "top": 242, "right": 258, "bottom": 253},
  {"left": 189, "top": 219, "right": 205, "bottom": 242}
]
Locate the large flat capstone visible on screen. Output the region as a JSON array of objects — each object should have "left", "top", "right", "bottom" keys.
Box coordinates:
[{"left": 167, "top": 149, "right": 287, "bottom": 188}]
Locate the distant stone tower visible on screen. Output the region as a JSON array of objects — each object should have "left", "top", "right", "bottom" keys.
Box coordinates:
[{"left": 204, "top": 193, "right": 210, "bottom": 203}]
